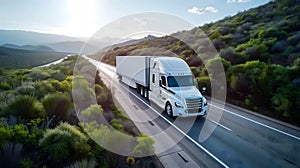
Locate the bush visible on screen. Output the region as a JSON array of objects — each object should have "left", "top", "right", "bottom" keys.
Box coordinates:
[
  {"left": 220, "top": 47, "right": 238, "bottom": 64},
  {"left": 16, "top": 85, "right": 35, "bottom": 95},
  {"left": 28, "top": 69, "right": 51, "bottom": 80},
  {"left": 190, "top": 67, "right": 200, "bottom": 77},
  {"left": 287, "top": 34, "right": 300, "bottom": 45},
  {"left": 39, "top": 123, "right": 91, "bottom": 162},
  {"left": 4, "top": 96, "right": 45, "bottom": 120},
  {"left": 80, "top": 104, "right": 104, "bottom": 124},
  {"left": 258, "top": 28, "right": 287, "bottom": 40},
  {"left": 110, "top": 119, "right": 123, "bottom": 131},
  {"left": 209, "top": 31, "right": 222, "bottom": 40},
  {"left": 95, "top": 84, "right": 112, "bottom": 110},
  {"left": 0, "top": 123, "right": 38, "bottom": 146},
  {"left": 272, "top": 91, "right": 291, "bottom": 118},
  {"left": 42, "top": 92, "right": 73, "bottom": 123},
  {"left": 72, "top": 76, "right": 96, "bottom": 110},
  {"left": 0, "top": 82, "right": 11, "bottom": 91},
  {"left": 212, "top": 39, "right": 225, "bottom": 50},
  {"left": 133, "top": 135, "right": 155, "bottom": 156},
  {"left": 34, "top": 81, "right": 54, "bottom": 99}
]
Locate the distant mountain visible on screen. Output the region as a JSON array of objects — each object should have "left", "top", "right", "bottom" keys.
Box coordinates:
[
  {"left": 48, "top": 41, "right": 100, "bottom": 54},
  {"left": 2, "top": 43, "right": 55, "bottom": 52},
  {"left": 0, "top": 29, "right": 143, "bottom": 54},
  {"left": 0, "top": 46, "right": 67, "bottom": 68},
  {"left": 0, "top": 30, "right": 76, "bottom": 46}
]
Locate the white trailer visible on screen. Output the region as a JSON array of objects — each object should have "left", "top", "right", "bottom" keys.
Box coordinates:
[{"left": 116, "top": 56, "right": 208, "bottom": 117}]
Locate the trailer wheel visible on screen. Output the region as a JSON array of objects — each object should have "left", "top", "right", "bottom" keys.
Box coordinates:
[
  {"left": 165, "top": 102, "right": 174, "bottom": 118},
  {"left": 144, "top": 88, "right": 148, "bottom": 99},
  {"left": 140, "top": 86, "right": 144, "bottom": 96}
]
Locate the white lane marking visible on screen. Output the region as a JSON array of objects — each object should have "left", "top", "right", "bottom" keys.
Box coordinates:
[
  {"left": 89, "top": 57, "right": 300, "bottom": 141},
  {"left": 87, "top": 57, "right": 229, "bottom": 167},
  {"left": 207, "top": 118, "right": 232, "bottom": 132},
  {"left": 209, "top": 103, "right": 300, "bottom": 141},
  {"left": 119, "top": 84, "right": 229, "bottom": 168}
]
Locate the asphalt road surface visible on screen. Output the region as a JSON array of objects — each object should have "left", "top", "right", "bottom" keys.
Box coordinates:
[{"left": 85, "top": 56, "right": 300, "bottom": 168}]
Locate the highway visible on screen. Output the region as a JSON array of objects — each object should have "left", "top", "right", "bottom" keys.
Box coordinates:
[{"left": 85, "top": 56, "right": 300, "bottom": 168}]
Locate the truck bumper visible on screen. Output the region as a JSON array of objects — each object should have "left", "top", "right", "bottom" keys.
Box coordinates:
[{"left": 175, "top": 106, "right": 208, "bottom": 117}]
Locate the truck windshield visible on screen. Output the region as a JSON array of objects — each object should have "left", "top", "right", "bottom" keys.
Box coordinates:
[{"left": 167, "top": 76, "right": 194, "bottom": 87}]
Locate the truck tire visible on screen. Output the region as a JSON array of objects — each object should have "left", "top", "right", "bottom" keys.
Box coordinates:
[
  {"left": 165, "top": 102, "right": 174, "bottom": 118},
  {"left": 144, "top": 88, "right": 148, "bottom": 99},
  {"left": 140, "top": 86, "right": 144, "bottom": 96}
]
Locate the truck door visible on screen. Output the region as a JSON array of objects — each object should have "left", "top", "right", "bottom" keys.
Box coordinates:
[
  {"left": 151, "top": 72, "right": 160, "bottom": 104},
  {"left": 159, "top": 75, "right": 167, "bottom": 105}
]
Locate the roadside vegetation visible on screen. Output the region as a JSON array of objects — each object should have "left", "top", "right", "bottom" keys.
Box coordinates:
[
  {"left": 91, "top": 0, "right": 300, "bottom": 126},
  {"left": 0, "top": 56, "right": 157, "bottom": 167}
]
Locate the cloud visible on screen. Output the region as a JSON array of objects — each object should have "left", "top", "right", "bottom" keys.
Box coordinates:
[
  {"left": 227, "top": 0, "right": 250, "bottom": 3},
  {"left": 187, "top": 6, "right": 218, "bottom": 15}
]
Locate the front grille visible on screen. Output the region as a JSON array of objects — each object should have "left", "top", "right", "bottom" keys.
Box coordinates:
[{"left": 186, "top": 97, "right": 202, "bottom": 113}]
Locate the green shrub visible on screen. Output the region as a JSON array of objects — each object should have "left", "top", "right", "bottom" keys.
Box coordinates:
[
  {"left": 0, "top": 82, "right": 11, "bottom": 91},
  {"left": 133, "top": 135, "right": 155, "bottom": 156},
  {"left": 209, "top": 31, "right": 222, "bottom": 40},
  {"left": 110, "top": 119, "right": 123, "bottom": 131},
  {"left": 42, "top": 92, "right": 73, "bottom": 122},
  {"left": 28, "top": 69, "right": 51, "bottom": 80},
  {"left": 39, "top": 123, "right": 91, "bottom": 161},
  {"left": 16, "top": 85, "right": 35, "bottom": 95},
  {"left": 80, "top": 104, "right": 104, "bottom": 123},
  {"left": 34, "top": 81, "right": 54, "bottom": 99},
  {"left": 72, "top": 76, "right": 96, "bottom": 110},
  {"left": 4, "top": 96, "right": 45, "bottom": 120},
  {"left": 190, "top": 67, "right": 200, "bottom": 77}
]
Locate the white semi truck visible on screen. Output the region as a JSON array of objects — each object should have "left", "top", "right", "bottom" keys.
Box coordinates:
[{"left": 116, "top": 56, "right": 208, "bottom": 117}]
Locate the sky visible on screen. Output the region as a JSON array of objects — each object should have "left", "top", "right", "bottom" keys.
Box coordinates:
[{"left": 0, "top": 0, "right": 271, "bottom": 38}]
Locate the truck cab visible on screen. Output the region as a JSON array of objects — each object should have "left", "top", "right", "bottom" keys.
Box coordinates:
[{"left": 149, "top": 57, "right": 208, "bottom": 117}]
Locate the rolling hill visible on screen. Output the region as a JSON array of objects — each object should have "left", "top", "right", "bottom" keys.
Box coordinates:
[
  {"left": 2, "top": 43, "right": 55, "bottom": 52},
  {"left": 91, "top": 0, "right": 300, "bottom": 125},
  {"left": 0, "top": 46, "right": 68, "bottom": 68}
]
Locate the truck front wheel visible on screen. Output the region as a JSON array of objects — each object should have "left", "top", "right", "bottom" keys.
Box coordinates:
[{"left": 165, "top": 102, "right": 174, "bottom": 118}]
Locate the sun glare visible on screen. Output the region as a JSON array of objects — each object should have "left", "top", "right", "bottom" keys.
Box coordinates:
[{"left": 67, "top": 0, "right": 97, "bottom": 37}]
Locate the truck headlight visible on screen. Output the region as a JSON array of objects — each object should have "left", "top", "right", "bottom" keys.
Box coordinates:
[{"left": 175, "top": 102, "right": 183, "bottom": 108}]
